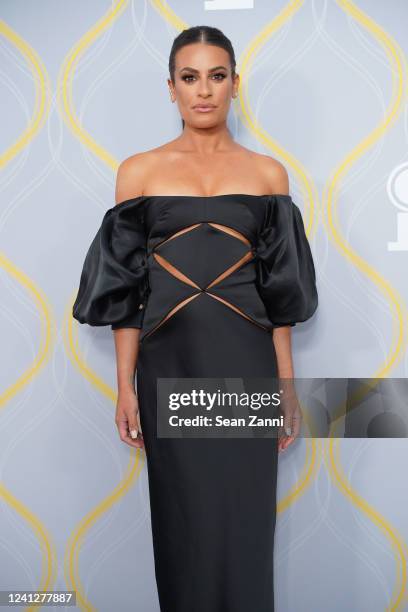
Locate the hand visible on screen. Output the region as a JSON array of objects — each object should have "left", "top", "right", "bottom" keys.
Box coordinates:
[
  {"left": 277, "top": 390, "right": 302, "bottom": 453},
  {"left": 115, "top": 390, "right": 144, "bottom": 449}
]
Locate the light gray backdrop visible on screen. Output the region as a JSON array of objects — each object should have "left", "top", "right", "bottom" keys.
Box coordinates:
[{"left": 1, "top": 1, "right": 408, "bottom": 611}]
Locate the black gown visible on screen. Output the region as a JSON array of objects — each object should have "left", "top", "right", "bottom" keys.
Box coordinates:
[{"left": 72, "top": 193, "right": 318, "bottom": 612}]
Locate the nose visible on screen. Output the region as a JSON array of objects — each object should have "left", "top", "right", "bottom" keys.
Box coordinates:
[{"left": 197, "top": 80, "right": 212, "bottom": 97}]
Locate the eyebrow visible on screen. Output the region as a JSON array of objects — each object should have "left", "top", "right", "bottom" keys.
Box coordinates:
[{"left": 179, "top": 65, "right": 228, "bottom": 74}]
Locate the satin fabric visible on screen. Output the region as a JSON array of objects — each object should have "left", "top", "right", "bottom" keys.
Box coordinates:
[
  {"left": 73, "top": 197, "right": 149, "bottom": 328},
  {"left": 73, "top": 194, "right": 318, "bottom": 336},
  {"left": 72, "top": 194, "right": 318, "bottom": 612}
]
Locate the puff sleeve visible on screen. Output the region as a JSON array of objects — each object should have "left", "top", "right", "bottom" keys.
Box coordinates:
[
  {"left": 72, "top": 199, "right": 149, "bottom": 331},
  {"left": 254, "top": 195, "right": 318, "bottom": 328}
]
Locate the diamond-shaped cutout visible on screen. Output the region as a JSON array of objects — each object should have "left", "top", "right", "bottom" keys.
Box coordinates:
[{"left": 155, "top": 222, "right": 251, "bottom": 288}]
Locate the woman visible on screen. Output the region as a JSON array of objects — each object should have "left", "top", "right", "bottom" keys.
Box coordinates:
[{"left": 73, "top": 25, "right": 318, "bottom": 612}]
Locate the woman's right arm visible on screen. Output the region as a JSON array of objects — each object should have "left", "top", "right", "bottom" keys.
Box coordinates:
[
  {"left": 113, "top": 327, "right": 144, "bottom": 449},
  {"left": 113, "top": 155, "right": 149, "bottom": 450}
]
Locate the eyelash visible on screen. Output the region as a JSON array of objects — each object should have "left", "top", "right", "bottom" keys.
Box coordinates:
[{"left": 181, "top": 73, "right": 226, "bottom": 83}]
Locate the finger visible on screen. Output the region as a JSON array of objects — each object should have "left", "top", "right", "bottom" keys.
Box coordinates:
[
  {"left": 283, "top": 436, "right": 295, "bottom": 450},
  {"left": 278, "top": 426, "right": 290, "bottom": 451},
  {"left": 117, "top": 417, "right": 144, "bottom": 449},
  {"left": 279, "top": 436, "right": 292, "bottom": 451},
  {"left": 128, "top": 410, "right": 142, "bottom": 440},
  {"left": 117, "top": 418, "right": 129, "bottom": 440},
  {"left": 284, "top": 418, "right": 301, "bottom": 446},
  {"left": 124, "top": 430, "right": 145, "bottom": 449},
  {"left": 284, "top": 412, "right": 293, "bottom": 437},
  {"left": 136, "top": 410, "right": 143, "bottom": 436}
]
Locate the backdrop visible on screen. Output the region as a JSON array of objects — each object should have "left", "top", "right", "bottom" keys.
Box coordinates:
[{"left": 1, "top": 1, "right": 407, "bottom": 611}]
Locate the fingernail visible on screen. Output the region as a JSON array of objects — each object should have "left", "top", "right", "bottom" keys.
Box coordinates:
[
  {"left": 285, "top": 427, "right": 292, "bottom": 436},
  {"left": 130, "top": 429, "right": 138, "bottom": 439}
]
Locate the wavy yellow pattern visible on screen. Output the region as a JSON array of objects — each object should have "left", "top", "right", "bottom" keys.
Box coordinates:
[
  {"left": 323, "top": 2, "right": 408, "bottom": 608},
  {"left": 0, "top": 19, "right": 54, "bottom": 408},
  {"left": 63, "top": 447, "right": 145, "bottom": 611},
  {"left": 0, "top": 20, "right": 51, "bottom": 168},
  {"left": 0, "top": 484, "right": 58, "bottom": 612},
  {"left": 151, "top": 0, "right": 188, "bottom": 30},
  {"left": 235, "top": 0, "right": 407, "bottom": 604},
  {"left": 321, "top": 5, "right": 408, "bottom": 423},
  {"left": 60, "top": 4, "right": 148, "bottom": 607},
  {"left": 276, "top": 436, "right": 321, "bottom": 513},
  {"left": 237, "top": 0, "right": 318, "bottom": 239},
  {"left": 56, "top": 0, "right": 128, "bottom": 170},
  {"left": 324, "top": 0, "right": 408, "bottom": 383},
  {"left": 326, "top": 438, "right": 408, "bottom": 610},
  {"left": 0, "top": 254, "right": 56, "bottom": 408},
  {"left": 0, "top": 258, "right": 57, "bottom": 611},
  {"left": 0, "top": 20, "right": 56, "bottom": 611}
]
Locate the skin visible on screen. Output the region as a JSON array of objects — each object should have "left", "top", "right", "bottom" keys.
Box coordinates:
[{"left": 114, "top": 42, "right": 302, "bottom": 454}]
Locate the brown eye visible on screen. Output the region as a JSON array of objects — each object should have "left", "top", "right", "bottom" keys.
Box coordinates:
[{"left": 181, "top": 75, "right": 195, "bottom": 82}]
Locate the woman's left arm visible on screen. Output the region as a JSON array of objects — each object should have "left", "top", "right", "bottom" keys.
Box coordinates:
[
  {"left": 259, "top": 156, "right": 316, "bottom": 451},
  {"left": 272, "top": 326, "right": 302, "bottom": 452},
  {"left": 262, "top": 158, "right": 300, "bottom": 451}
]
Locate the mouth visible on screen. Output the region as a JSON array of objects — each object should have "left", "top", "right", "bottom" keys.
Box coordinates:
[{"left": 193, "top": 105, "right": 217, "bottom": 112}]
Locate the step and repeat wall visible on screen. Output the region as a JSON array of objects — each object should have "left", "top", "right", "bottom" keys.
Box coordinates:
[{"left": 1, "top": 1, "right": 407, "bottom": 611}]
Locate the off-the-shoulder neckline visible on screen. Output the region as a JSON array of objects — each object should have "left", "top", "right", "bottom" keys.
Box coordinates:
[{"left": 113, "top": 193, "right": 292, "bottom": 208}]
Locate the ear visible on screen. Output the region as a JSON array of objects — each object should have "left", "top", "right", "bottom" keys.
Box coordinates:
[
  {"left": 232, "top": 72, "right": 240, "bottom": 97},
  {"left": 167, "top": 78, "right": 175, "bottom": 101}
]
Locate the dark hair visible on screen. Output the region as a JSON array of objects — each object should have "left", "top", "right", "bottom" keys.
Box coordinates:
[{"left": 168, "top": 25, "right": 237, "bottom": 129}]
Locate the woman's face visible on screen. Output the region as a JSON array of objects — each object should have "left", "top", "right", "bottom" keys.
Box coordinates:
[{"left": 168, "top": 42, "right": 239, "bottom": 128}]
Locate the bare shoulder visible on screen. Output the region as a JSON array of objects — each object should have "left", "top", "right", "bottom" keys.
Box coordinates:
[
  {"left": 115, "top": 148, "right": 163, "bottom": 204},
  {"left": 255, "top": 153, "right": 289, "bottom": 196}
]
